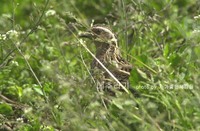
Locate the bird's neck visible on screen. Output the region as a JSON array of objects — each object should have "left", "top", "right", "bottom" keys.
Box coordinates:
[{"left": 95, "top": 42, "right": 110, "bottom": 58}]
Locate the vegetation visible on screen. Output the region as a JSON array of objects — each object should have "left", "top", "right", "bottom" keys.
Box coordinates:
[{"left": 0, "top": 0, "right": 200, "bottom": 130}]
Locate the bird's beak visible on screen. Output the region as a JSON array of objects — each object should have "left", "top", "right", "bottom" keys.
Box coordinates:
[{"left": 79, "top": 31, "right": 94, "bottom": 39}]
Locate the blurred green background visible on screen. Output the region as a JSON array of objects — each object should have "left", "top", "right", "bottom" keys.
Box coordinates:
[{"left": 0, "top": 0, "right": 200, "bottom": 130}]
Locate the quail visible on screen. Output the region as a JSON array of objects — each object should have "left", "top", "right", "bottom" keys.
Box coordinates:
[{"left": 79, "top": 25, "right": 138, "bottom": 96}]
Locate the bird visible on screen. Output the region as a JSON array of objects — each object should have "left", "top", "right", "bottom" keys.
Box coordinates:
[{"left": 79, "top": 25, "right": 138, "bottom": 96}]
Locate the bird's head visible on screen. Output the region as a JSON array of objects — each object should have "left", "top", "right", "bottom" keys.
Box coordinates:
[{"left": 79, "top": 25, "right": 117, "bottom": 46}]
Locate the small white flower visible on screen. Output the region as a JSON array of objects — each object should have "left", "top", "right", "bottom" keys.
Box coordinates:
[
  {"left": 6, "top": 30, "right": 19, "bottom": 39},
  {"left": 192, "top": 29, "right": 200, "bottom": 33},
  {"left": 45, "top": 9, "right": 56, "bottom": 17},
  {"left": 16, "top": 42, "right": 20, "bottom": 46},
  {"left": 16, "top": 118, "right": 24, "bottom": 123},
  {"left": 24, "top": 54, "right": 30, "bottom": 59},
  {"left": 11, "top": 61, "right": 19, "bottom": 66},
  {"left": 194, "top": 15, "right": 200, "bottom": 19},
  {"left": 2, "top": 34, "right": 7, "bottom": 40}
]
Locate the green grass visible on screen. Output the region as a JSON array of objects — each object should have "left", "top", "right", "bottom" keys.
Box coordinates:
[{"left": 0, "top": 0, "right": 200, "bottom": 130}]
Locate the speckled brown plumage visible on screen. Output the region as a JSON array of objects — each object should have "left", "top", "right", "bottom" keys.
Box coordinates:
[{"left": 80, "top": 25, "right": 135, "bottom": 95}]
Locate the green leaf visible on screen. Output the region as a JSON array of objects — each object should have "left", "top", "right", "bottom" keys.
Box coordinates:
[
  {"left": 163, "top": 43, "right": 170, "bottom": 58},
  {"left": 2, "top": 86, "right": 22, "bottom": 101},
  {"left": 33, "top": 85, "right": 44, "bottom": 96},
  {"left": 168, "top": 53, "right": 182, "bottom": 68},
  {"left": 0, "top": 103, "right": 13, "bottom": 115},
  {"left": 112, "top": 99, "right": 123, "bottom": 110}
]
